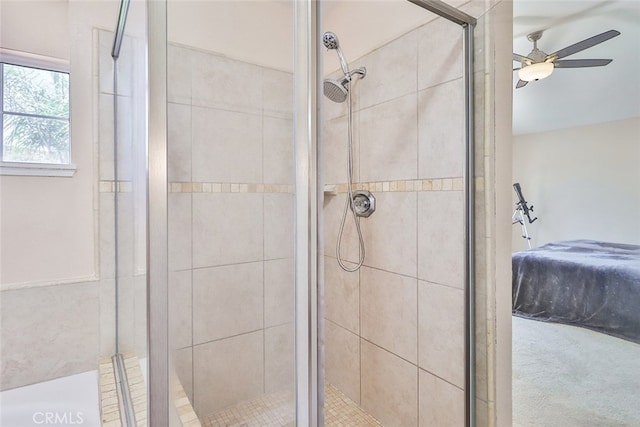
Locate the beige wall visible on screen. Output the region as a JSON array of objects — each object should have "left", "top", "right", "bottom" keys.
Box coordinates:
[
  {"left": 0, "top": 1, "right": 119, "bottom": 288},
  {"left": 512, "top": 117, "right": 640, "bottom": 250}
]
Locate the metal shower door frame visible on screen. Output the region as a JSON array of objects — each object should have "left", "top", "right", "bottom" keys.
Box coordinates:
[
  {"left": 300, "top": 0, "right": 478, "bottom": 426},
  {"left": 404, "top": 3, "right": 478, "bottom": 426}
]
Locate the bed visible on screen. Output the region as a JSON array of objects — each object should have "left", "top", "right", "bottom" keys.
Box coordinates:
[{"left": 512, "top": 239, "right": 640, "bottom": 344}]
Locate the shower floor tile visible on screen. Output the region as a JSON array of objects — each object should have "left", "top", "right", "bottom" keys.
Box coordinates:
[
  {"left": 324, "top": 384, "right": 383, "bottom": 427},
  {"left": 204, "top": 383, "right": 382, "bottom": 427}
]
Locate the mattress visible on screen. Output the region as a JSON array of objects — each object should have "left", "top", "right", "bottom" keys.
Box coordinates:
[{"left": 512, "top": 239, "right": 640, "bottom": 343}]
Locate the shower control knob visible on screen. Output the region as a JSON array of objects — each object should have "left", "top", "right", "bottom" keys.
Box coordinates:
[{"left": 351, "top": 190, "right": 376, "bottom": 218}]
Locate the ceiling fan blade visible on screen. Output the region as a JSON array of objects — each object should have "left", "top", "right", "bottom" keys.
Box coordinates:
[
  {"left": 553, "top": 59, "right": 613, "bottom": 68},
  {"left": 513, "top": 53, "right": 533, "bottom": 63},
  {"left": 548, "top": 29, "right": 620, "bottom": 60},
  {"left": 516, "top": 79, "right": 529, "bottom": 89}
]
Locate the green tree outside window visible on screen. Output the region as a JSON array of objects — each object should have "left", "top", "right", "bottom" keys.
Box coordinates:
[{"left": 1, "top": 63, "right": 70, "bottom": 164}]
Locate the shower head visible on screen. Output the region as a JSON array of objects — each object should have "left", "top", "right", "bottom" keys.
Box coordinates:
[
  {"left": 322, "top": 32, "right": 339, "bottom": 50},
  {"left": 323, "top": 31, "right": 350, "bottom": 76},
  {"left": 323, "top": 68, "right": 367, "bottom": 103},
  {"left": 324, "top": 78, "right": 349, "bottom": 103}
]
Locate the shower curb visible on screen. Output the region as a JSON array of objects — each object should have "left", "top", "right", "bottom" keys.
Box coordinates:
[{"left": 98, "top": 357, "right": 122, "bottom": 427}]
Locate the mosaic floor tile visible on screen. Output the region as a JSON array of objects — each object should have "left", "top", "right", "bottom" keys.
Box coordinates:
[{"left": 204, "top": 383, "right": 382, "bottom": 427}]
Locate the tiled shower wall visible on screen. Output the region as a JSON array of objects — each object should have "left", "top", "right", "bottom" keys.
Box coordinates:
[
  {"left": 165, "top": 43, "right": 295, "bottom": 419},
  {"left": 323, "top": 16, "right": 467, "bottom": 426}
]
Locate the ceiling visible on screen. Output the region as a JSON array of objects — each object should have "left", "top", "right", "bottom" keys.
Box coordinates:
[{"left": 513, "top": 0, "right": 640, "bottom": 135}]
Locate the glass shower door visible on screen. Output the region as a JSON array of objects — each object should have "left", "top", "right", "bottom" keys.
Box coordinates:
[{"left": 162, "top": 1, "right": 297, "bottom": 424}]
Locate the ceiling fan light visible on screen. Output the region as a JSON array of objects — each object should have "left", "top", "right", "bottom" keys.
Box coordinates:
[{"left": 518, "top": 62, "right": 554, "bottom": 82}]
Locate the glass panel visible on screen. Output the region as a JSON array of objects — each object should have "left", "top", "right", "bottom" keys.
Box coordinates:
[
  {"left": 166, "top": 1, "right": 295, "bottom": 424},
  {"left": 320, "top": 3, "right": 469, "bottom": 425},
  {"left": 2, "top": 114, "right": 69, "bottom": 163},
  {"left": 2, "top": 64, "right": 69, "bottom": 118},
  {"left": 95, "top": 0, "right": 148, "bottom": 423}
]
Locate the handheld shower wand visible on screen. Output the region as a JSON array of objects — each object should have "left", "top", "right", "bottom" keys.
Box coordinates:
[{"left": 323, "top": 32, "right": 350, "bottom": 75}]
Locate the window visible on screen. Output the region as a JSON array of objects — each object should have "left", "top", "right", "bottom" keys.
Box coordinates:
[{"left": 0, "top": 49, "right": 74, "bottom": 176}]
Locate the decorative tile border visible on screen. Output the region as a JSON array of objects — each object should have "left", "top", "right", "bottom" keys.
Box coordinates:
[
  {"left": 99, "top": 181, "right": 133, "bottom": 193},
  {"left": 100, "top": 177, "right": 485, "bottom": 195},
  {"left": 169, "top": 182, "right": 293, "bottom": 194},
  {"left": 324, "top": 177, "right": 483, "bottom": 194}
]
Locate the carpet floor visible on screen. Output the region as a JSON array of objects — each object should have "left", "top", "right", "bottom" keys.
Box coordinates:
[{"left": 513, "top": 316, "right": 640, "bottom": 426}]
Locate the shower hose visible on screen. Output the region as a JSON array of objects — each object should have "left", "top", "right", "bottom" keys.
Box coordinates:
[{"left": 336, "top": 80, "right": 366, "bottom": 272}]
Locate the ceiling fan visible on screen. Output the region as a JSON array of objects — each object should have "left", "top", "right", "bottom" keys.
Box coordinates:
[{"left": 513, "top": 29, "right": 620, "bottom": 88}]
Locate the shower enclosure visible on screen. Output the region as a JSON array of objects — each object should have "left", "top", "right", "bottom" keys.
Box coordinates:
[
  {"left": 146, "top": 0, "right": 490, "bottom": 425},
  {"left": 0, "top": 0, "right": 509, "bottom": 425}
]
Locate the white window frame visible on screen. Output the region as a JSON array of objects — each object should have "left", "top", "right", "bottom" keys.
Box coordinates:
[{"left": 0, "top": 48, "right": 75, "bottom": 177}]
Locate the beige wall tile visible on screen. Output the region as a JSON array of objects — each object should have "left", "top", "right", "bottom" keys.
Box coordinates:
[
  {"left": 192, "top": 262, "right": 263, "bottom": 344},
  {"left": 323, "top": 194, "right": 361, "bottom": 263},
  {"left": 99, "top": 193, "right": 116, "bottom": 280},
  {"left": 169, "top": 270, "right": 192, "bottom": 350},
  {"left": 98, "top": 192, "right": 136, "bottom": 282},
  {"left": 264, "top": 258, "right": 294, "bottom": 328},
  {"left": 361, "top": 340, "right": 418, "bottom": 426},
  {"left": 192, "top": 193, "right": 263, "bottom": 268},
  {"left": 98, "top": 94, "right": 115, "bottom": 181},
  {"left": 418, "top": 79, "right": 464, "bottom": 179},
  {"left": 133, "top": 275, "right": 147, "bottom": 358},
  {"left": 0, "top": 282, "right": 99, "bottom": 390},
  {"left": 417, "top": 18, "right": 463, "bottom": 90},
  {"left": 168, "top": 44, "right": 192, "bottom": 105},
  {"left": 264, "top": 193, "right": 294, "bottom": 260},
  {"left": 100, "top": 278, "right": 137, "bottom": 355},
  {"left": 173, "top": 346, "right": 193, "bottom": 402},
  {"left": 191, "top": 51, "right": 262, "bottom": 114},
  {"left": 114, "top": 193, "right": 135, "bottom": 279},
  {"left": 264, "top": 324, "right": 294, "bottom": 394},
  {"left": 419, "top": 369, "right": 464, "bottom": 427},
  {"left": 475, "top": 398, "right": 489, "bottom": 427},
  {"left": 262, "top": 68, "right": 293, "bottom": 119},
  {"left": 168, "top": 102, "right": 192, "bottom": 183},
  {"left": 325, "top": 321, "right": 361, "bottom": 404},
  {"left": 114, "top": 276, "right": 136, "bottom": 354},
  {"left": 263, "top": 117, "right": 293, "bottom": 185},
  {"left": 418, "top": 280, "right": 464, "bottom": 388},
  {"left": 193, "top": 331, "right": 263, "bottom": 417},
  {"left": 361, "top": 267, "right": 417, "bottom": 363},
  {"left": 324, "top": 256, "right": 360, "bottom": 334},
  {"left": 323, "top": 115, "right": 357, "bottom": 185},
  {"left": 362, "top": 192, "right": 417, "bottom": 277},
  {"left": 191, "top": 106, "right": 262, "bottom": 183},
  {"left": 357, "top": 31, "right": 418, "bottom": 109},
  {"left": 98, "top": 30, "right": 116, "bottom": 95},
  {"left": 168, "top": 193, "right": 192, "bottom": 272},
  {"left": 417, "top": 191, "right": 464, "bottom": 288},
  {"left": 359, "top": 94, "right": 418, "bottom": 182},
  {"left": 99, "top": 278, "right": 116, "bottom": 356}
]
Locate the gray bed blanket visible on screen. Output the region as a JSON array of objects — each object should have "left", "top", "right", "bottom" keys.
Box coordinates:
[{"left": 512, "top": 240, "right": 640, "bottom": 343}]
